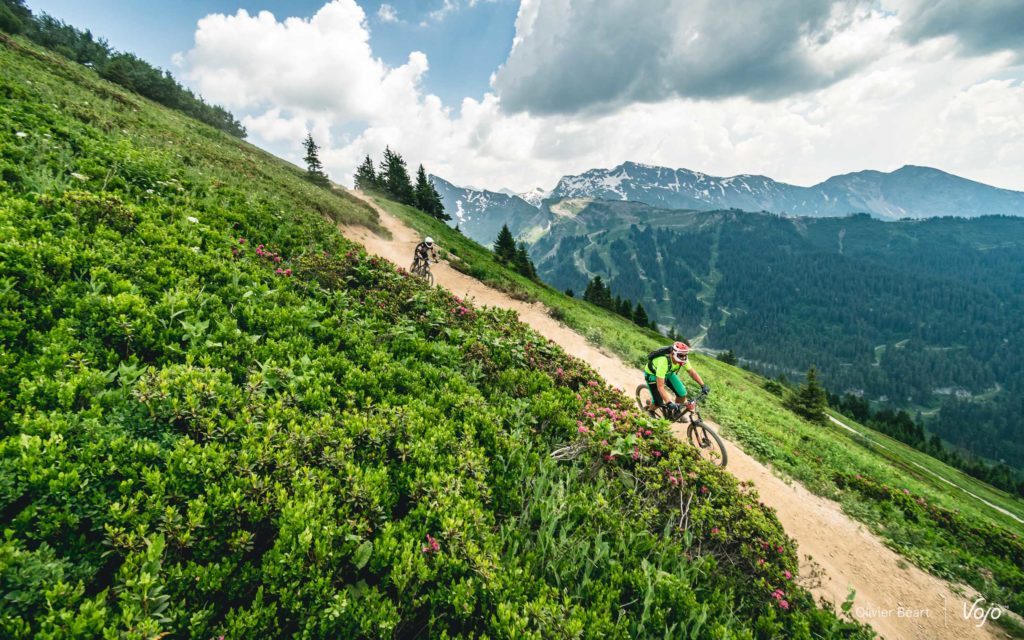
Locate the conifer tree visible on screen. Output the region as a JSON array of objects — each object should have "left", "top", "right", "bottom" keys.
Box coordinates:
[
  {"left": 514, "top": 242, "right": 537, "bottom": 280},
  {"left": 791, "top": 366, "right": 828, "bottom": 424},
  {"left": 493, "top": 224, "right": 517, "bottom": 262},
  {"left": 584, "top": 276, "right": 613, "bottom": 309},
  {"left": 354, "top": 154, "right": 378, "bottom": 191},
  {"left": 303, "top": 133, "right": 329, "bottom": 187},
  {"left": 414, "top": 165, "right": 449, "bottom": 221},
  {"left": 633, "top": 303, "right": 650, "bottom": 327},
  {"left": 717, "top": 349, "right": 738, "bottom": 365},
  {"left": 380, "top": 146, "right": 414, "bottom": 205}
]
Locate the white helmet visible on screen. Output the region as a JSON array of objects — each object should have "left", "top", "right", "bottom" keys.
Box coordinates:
[{"left": 424, "top": 237, "right": 434, "bottom": 246}]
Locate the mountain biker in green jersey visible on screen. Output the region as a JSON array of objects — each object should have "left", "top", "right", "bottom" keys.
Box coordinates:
[{"left": 644, "top": 341, "right": 710, "bottom": 415}]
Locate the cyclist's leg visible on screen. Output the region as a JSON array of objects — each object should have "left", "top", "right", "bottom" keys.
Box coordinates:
[
  {"left": 644, "top": 374, "right": 662, "bottom": 407},
  {"left": 665, "top": 372, "right": 687, "bottom": 402}
]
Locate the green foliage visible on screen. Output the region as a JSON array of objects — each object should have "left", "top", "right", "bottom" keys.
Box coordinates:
[
  {"left": 303, "top": 133, "right": 330, "bottom": 187},
  {"left": 379, "top": 146, "right": 415, "bottom": 206},
  {"left": 718, "top": 349, "right": 738, "bottom": 365},
  {"left": 353, "top": 154, "right": 378, "bottom": 191},
  {"left": 0, "top": 34, "right": 872, "bottom": 638},
  {"left": 414, "top": 164, "right": 448, "bottom": 221},
  {"left": 493, "top": 223, "right": 516, "bottom": 262},
  {"left": 791, "top": 366, "right": 828, "bottom": 424},
  {"left": 1, "top": 11, "right": 244, "bottom": 137}
]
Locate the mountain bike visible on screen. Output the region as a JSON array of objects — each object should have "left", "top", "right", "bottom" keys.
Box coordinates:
[
  {"left": 635, "top": 387, "right": 728, "bottom": 467},
  {"left": 410, "top": 257, "right": 435, "bottom": 286}
]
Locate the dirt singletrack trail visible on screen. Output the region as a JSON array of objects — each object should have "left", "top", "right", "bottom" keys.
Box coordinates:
[{"left": 340, "top": 190, "right": 1005, "bottom": 640}]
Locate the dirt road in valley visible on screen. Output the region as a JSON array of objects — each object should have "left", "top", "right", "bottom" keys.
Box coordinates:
[{"left": 340, "top": 190, "right": 1006, "bottom": 640}]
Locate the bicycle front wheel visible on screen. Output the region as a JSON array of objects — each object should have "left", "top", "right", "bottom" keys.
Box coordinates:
[
  {"left": 423, "top": 269, "right": 434, "bottom": 286},
  {"left": 687, "top": 420, "right": 728, "bottom": 467}
]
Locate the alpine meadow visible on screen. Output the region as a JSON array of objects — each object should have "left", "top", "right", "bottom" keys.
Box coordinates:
[{"left": 3, "top": 1, "right": 1024, "bottom": 639}]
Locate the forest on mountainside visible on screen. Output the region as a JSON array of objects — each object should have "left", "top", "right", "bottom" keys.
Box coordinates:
[{"left": 531, "top": 204, "right": 1024, "bottom": 471}]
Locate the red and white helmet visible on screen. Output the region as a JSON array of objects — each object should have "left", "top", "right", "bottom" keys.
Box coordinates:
[{"left": 670, "top": 341, "right": 690, "bottom": 364}]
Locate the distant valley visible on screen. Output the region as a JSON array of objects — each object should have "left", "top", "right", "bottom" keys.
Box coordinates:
[{"left": 430, "top": 165, "right": 1024, "bottom": 469}]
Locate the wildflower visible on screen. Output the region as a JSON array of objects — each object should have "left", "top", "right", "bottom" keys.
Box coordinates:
[
  {"left": 902, "top": 488, "right": 910, "bottom": 494},
  {"left": 276, "top": 268, "right": 284, "bottom": 274},
  {"left": 632, "top": 447, "right": 640, "bottom": 460},
  {"left": 587, "top": 380, "right": 598, "bottom": 387},
  {"left": 238, "top": 237, "right": 246, "bottom": 244},
  {"left": 777, "top": 545, "right": 783, "bottom": 553},
  {"left": 603, "top": 454, "right": 613, "bottom": 462},
  {"left": 783, "top": 570, "right": 792, "bottom": 580},
  {"left": 600, "top": 439, "right": 608, "bottom": 446},
  {"left": 577, "top": 426, "right": 590, "bottom": 434},
  {"left": 779, "top": 600, "right": 789, "bottom": 610},
  {"left": 556, "top": 367, "right": 564, "bottom": 375},
  {"left": 422, "top": 534, "right": 440, "bottom": 554},
  {"left": 15, "top": 131, "right": 27, "bottom": 138},
  {"left": 652, "top": 451, "right": 661, "bottom": 457},
  {"left": 187, "top": 216, "right": 199, "bottom": 223},
  {"left": 711, "top": 527, "right": 720, "bottom": 534},
  {"left": 700, "top": 485, "right": 709, "bottom": 494},
  {"left": 644, "top": 429, "right": 652, "bottom": 436},
  {"left": 758, "top": 558, "right": 765, "bottom": 566},
  {"left": 275, "top": 256, "right": 282, "bottom": 263},
  {"left": 191, "top": 246, "right": 200, "bottom": 253},
  {"left": 284, "top": 269, "right": 292, "bottom": 277}
]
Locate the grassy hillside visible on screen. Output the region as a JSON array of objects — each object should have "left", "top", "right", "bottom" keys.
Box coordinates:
[
  {"left": 0, "top": 33, "right": 874, "bottom": 638},
  {"left": 375, "top": 196, "right": 1024, "bottom": 631}
]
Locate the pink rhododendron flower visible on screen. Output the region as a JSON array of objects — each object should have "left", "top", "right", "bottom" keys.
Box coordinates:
[
  {"left": 700, "top": 486, "right": 709, "bottom": 494},
  {"left": 711, "top": 527, "right": 719, "bottom": 534},
  {"left": 578, "top": 426, "right": 590, "bottom": 434},
  {"left": 275, "top": 256, "right": 282, "bottom": 263},
  {"left": 422, "top": 534, "right": 440, "bottom": 553},
  {"left": 632, "top": 447, "right": 640, "bottom": 460},
  {"left": 779, "top": 600, "right": 789, "bottom": 610},
  {"left": 238, "top": 237, "right": 246, "bottom": 244},
  {"left": 652, "top": 451, "right": 661, "bottom": 457},
  {"left": 783, "top": 570, "right": 792, "bottom": 579}
]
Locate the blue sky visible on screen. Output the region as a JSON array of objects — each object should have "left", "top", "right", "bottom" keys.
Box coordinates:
[
  {"left": 29, "top": 0, "right": 517, "bottom": 107},
  {"left": 24, "top": 1, "right": 1024, "bottom": 193}
]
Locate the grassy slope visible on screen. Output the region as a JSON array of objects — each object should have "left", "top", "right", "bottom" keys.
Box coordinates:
[
  {"left": 375, "top": 194, "right": 1024, "bottom": 625},
  {"left": 0, "top": 34, "right": 870, "bottom": 639}
]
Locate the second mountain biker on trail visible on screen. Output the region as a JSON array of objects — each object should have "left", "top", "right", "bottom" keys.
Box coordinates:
[
  {"left": 643, "top": 341, "right": 710, "bottom": 417},
  {"left": 413, "top": 236, "right": 437, "bottom": 268}
]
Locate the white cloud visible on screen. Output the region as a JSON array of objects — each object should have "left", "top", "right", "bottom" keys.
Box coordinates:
[
  {"left": 178, "top": 0, "right": 1024, "bottom": 194},
  {"left": 377, "top": 4, "right": 398, "bottom": 23},
  {"left": 492, "top": 0, "right": 898, "bottom": 115},
  {"left": 178, "top": 1, "right": 425, "bottom": 121}
]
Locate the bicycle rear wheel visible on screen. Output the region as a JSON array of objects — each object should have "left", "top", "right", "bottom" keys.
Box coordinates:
[
  {"left": 635, "top": 384, "right": 661, "bottom": 417},
  {"left": 687, "top": 420, "right": 728, "bottom": 467}
]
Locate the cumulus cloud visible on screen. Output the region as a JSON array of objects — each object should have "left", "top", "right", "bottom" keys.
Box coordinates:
[
  {"left": 377, "top": 4, "right": 398, "bottom": 23},
  {"left": 896, "top": 0, "right": 1024, "bottom": 60},
  {"left": 178, "top": 1, "right": 426, "bottom": 121},
  {"left": 492, "top": 0, "right": 895, "bottom": 115}
]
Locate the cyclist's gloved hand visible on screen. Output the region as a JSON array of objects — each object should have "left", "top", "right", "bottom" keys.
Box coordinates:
[
  {"left": 701, "top": 384, "right": 710, "bottom": 396},
  {"left": 665, "top": 402, "right": 680, "bottom": 413}
]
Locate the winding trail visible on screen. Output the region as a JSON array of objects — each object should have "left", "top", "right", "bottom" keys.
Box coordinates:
[{"left": 340, "top": 190, "right": 1005, "bottom": 640}]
